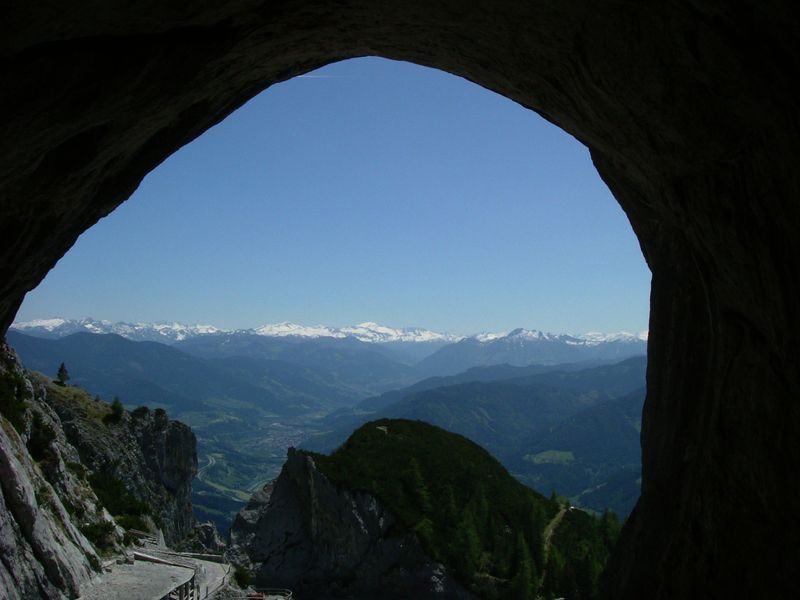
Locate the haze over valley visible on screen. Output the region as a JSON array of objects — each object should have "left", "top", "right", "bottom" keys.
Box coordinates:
[{"left": 9, "top": 317, "right": 647, "bottom": 531}]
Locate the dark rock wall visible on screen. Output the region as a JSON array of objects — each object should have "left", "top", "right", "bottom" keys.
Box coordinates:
[
  {"left": 229, "top": 448, "right": 473, "bottom": 599},
  {"left": 2, "top": 2, "right": 799, "bottom": 597}
]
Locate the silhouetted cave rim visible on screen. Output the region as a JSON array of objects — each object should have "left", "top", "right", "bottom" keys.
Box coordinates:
[{"left": 2, "top": 3, "right": 798, "bottom": 598}]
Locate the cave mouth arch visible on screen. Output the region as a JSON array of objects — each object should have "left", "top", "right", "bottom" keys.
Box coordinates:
[
  {"left": 14, "top": 55, "right": 651, "bottom": 537},
  {"left": 2, "top": 3, "right": 798, "bottom": 598}
]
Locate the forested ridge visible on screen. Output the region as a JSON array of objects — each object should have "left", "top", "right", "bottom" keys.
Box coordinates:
[{"left": 304, "top": 419, "right": 620, "bottom": 599}]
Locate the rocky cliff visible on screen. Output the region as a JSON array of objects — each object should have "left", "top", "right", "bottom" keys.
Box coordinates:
[
  {"left": 0, "top": 343, "right": 197, "bottom": 598},
  {"left": 33, "top": 371, "right": 197, "bottom": 545},
  {"left": 230, "top": 448, "right": 473, "bottom": 600},
  {"left": 1, "top": 344, "right": 102, "bottom": 599}
]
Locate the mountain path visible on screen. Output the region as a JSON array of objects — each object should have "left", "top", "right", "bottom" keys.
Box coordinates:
[{"left": 537, "top": 505, "right": 567, "bottom": 598}]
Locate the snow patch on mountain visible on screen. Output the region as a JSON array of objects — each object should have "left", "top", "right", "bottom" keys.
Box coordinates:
[
  {"left": 10, "top": 317, "right": 222, "bottom": 343},
  {"left": 474, "top": 331, "right": 509, "bottom": 343},
  {"left": 253, "top": 322, "right": 346, "bottom": 338},
  {"left": 576, "top": 331, "right": 648, "bottom": 344},
  {"left": 469, "top": 328, "right": 648, "bottom": 347},
  {"left": 12, "top": 318, "right": 69, "bottom": 331},
  {"left": 339, "top": 322, "right": 463, "bottom": 343}
]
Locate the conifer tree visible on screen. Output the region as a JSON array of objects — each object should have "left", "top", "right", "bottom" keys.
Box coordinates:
[
  {"left": 529, "top": 503, "right": 547, "bottom": 568},
  {"left": 510, "top": 531, "right": 537, "bottom": 599},
  {"left": 443, "top": 486, "right": 458, "bottom": 524},
  {"left": 104, "top": 396, "right": 124, "bottom": 424},
  {"left": 454, "top": 509, "right": 482, "bottom": 579},
  {"left": 56, "top": 362, "right": 69, "bottom": 386},
  {"left": 407, "top": 457, "right": 431, "bottom": 515}
]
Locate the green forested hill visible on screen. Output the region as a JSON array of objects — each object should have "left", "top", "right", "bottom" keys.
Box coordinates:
[
  {"left": 506, "top": 388, "right": 644, "bottom": 516},
  {"left": 304, "top": 419, "right": 619, "bottom": 599}
]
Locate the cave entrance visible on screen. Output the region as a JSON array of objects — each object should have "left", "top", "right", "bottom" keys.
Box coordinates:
[
  {"left": 3, "top": 5, "right": 798, "bottom": 598},
  {"left": 14, "top": 56, "right": 650, "bottom": 532}
]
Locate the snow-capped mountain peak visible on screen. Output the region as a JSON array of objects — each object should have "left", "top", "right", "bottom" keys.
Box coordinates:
[
  {"left": 473, "top": 328, "right": 565, "bottom": 344},
  {"left": 575, "top": 331, "right": 648, "bottom": 345},
  {"left": 11, "top": 318, "right": 69, "bottom": 331},
  {"left": 473, "top": 330, "right": 509, "bottom": 343},
  {"left": 10, "top": 317, "right": 648, "bottom": 349},
  {"left": 10, "top": 318, "right": 462, "bottom": 345},
  {"left": 506, "top": 328, "right": 559, "bottom": 341},
  {"left": 252, "top": 322, "right": 345, "bottom": 338},
  {"left": 10, "top": 318, "right": 222, "bottom": 343},
  {"left": 339, "top": 322, "right": 463, "bottom": 343},
  {"left": 469, "top": 327, "right": 649, "bottom": 347}
]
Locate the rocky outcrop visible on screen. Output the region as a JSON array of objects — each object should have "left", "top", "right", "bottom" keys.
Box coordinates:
[
  {"left": 33, "top": 374, "right": 197, "bottom": 545},
  {"left": 0, "top": 343, "right": 198, "bottom": 598},
  {"left": 0, "top": 345, "right": 100, "bottom": 599},
  {"left": 176, "top": 521, "right": 227, "bottom": 554},
  {"left": 230, "top": 448, "right": 472, "bottom": 600}
]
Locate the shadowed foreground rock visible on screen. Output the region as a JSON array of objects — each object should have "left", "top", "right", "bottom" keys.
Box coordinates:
[
  {"left": 229, "top": 448, "right": 473, "bottom": 600},
  {"left": 2, "top": 2, "right": 799, "bottom": 598}
]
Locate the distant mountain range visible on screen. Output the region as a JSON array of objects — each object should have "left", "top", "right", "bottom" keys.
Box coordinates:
[
  {"left": 9, "top": 318, "right": 462, "bottom": 345},
  {"left": 11, "top": 317, "right": 646, "bottom": 345},
  {"left": 415, "top": 328, "right": 646, "bottom": 376},
  {"left": 11, "top": 318, "right": 647, "bottom": 368}
]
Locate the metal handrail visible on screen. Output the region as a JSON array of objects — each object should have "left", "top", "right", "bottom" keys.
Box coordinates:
[{"left": 253, "top": 588, "right": 293, "bottom": 599}]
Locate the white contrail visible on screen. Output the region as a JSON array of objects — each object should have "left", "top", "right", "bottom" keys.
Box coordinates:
[{"left": 296, "top": 74, "right": 351, "bottom": 79}]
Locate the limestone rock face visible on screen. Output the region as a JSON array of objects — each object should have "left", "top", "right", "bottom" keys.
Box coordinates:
[
  {"left": 229, "top": 448, "right": 473, "bottom": 600},
  {"left": 37, "top": 378, "right": 197, "bottom": 545},
  {"left": 0, "top": 345, "right": 99, "bottom": 599},
  {"left": 177, "top": 521, "right": 227, "bottom": 554},
  {"left": 0, "top": 343, "right": 198, "bottom": 598}
]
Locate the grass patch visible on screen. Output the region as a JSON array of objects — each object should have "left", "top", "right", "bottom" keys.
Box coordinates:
[
  {"left": 35, "top": 376, "right": 111, "bottom": 424},
  {"left": 524, "top": 450, "right": 575, "bottom": 465}
]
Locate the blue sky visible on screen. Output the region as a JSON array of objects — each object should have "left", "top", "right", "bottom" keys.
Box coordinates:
[{"left": 16, "top": 57, "right": 650, "bottom": 336}]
